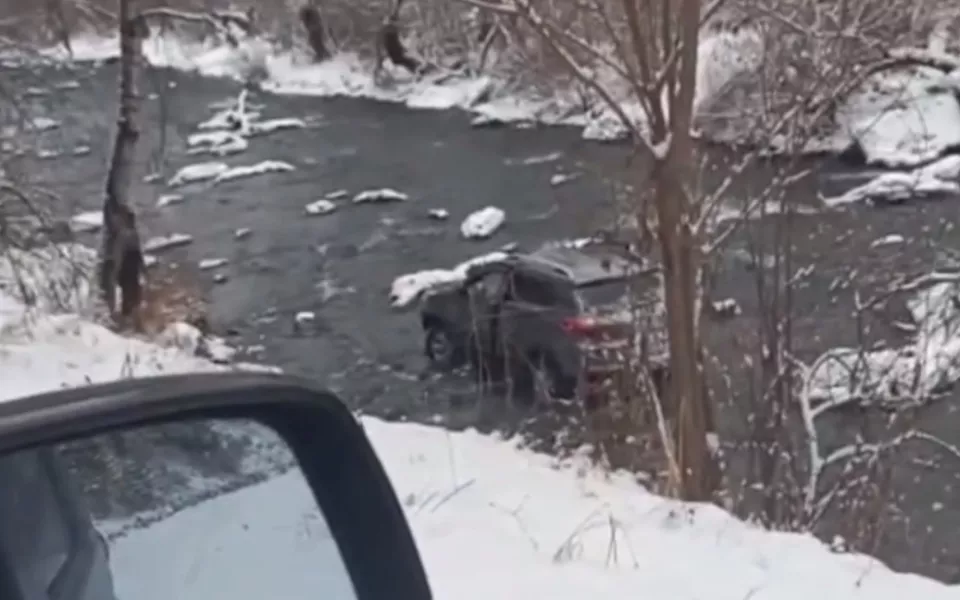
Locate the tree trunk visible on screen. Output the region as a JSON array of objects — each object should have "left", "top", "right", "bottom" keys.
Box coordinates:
[
  {"left": 379, "top": 21, "right": 422, "bottom": 74},
  {"left": 99, "top": 0, "right": 145, "bottom": 325},
  {"left": 650, "top": 0, "right": 719, "bottom": 502},
  {"left": 299, "top": 4, "right": 330, "bottom": 62}
]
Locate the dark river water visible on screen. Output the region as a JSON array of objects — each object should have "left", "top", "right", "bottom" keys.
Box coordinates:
[{"left": 8, "top": 59, "right": 960, "bottom": 583}]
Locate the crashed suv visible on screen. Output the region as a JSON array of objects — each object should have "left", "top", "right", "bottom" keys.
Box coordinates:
[{"left": 419, "top": 244, "right": 665, "bottom": 401}]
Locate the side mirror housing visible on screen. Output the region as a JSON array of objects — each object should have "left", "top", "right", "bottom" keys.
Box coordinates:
[{"left": 0, "top": 373, "right": 432, "bottom": 600}]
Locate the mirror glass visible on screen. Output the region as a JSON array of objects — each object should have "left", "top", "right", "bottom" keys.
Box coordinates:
[{"left": 0, "top": 418, "right": 357, "bottom": 600}]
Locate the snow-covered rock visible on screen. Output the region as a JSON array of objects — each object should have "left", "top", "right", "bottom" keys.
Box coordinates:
[
  {"left": 353, "top": 188, "right": 408, "bottom": 203},
  {"left": 156, "top": 194, "right": 185, "bottom": 207},
  {"left": 213, "top": 160, "right": 295, "bottom": 184},
  {"left": 68, "top": 211, "right": 102, "bottom": 233},
  {"left": 144, "top": 233, "right": 193, "bottom": 253},
  {"left": 199, "top": 258, "right": 228, "bottom": 270},
  {"left": 460, "top": 206, "right": 505, "bottom": 239},
  {"left": 187, "top": 130, "right": 249, "bottom": 156},
  {"left": 249, "top": 118, "right": 306, "bottom": 135},
  {"left": 168, "top": 162, "right": 229, "bottom": 186},
  {"left": 305, "top": 199, "right": 336, "bottom": 216}
]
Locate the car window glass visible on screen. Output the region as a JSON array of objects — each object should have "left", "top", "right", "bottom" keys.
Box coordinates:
[
  {"left": 482, "top": 272, "right": 506, "bottom": 302},
  {"left": 0, "top": 449, "right": 71, "bottom": 598},
  {"left": 510, "top": 273, "right": 563, "bottom": 306}
]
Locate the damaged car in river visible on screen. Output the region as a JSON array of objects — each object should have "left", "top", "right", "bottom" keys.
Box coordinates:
[{"left": 418, "top": 243, "right": 668, "bottom": 405}]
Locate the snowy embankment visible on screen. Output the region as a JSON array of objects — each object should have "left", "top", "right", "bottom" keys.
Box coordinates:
[
  {"left": 2, "top": 246, "right": 959, "bottom": 598},
  {"left": 46, "top": 28, "right": 960, "bottom": 170}
]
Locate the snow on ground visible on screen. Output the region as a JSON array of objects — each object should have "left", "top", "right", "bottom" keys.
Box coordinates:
[
  {"left": 460, "top": 206, "right": 505, "bottom": 239},
  {"left": 50, "top": 30, "right": 960, "bottom": 166},
  {"left": 2, "top": 248, "right": 959, "bottom": 599}
]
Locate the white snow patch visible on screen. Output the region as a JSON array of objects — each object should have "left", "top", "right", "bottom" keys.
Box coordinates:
[
  {"left": 305, "top": 199, "right": 337, "bottom": 215},
  {"left": 428, "top": 208, "right": 449, "bottom": 220},
  {"left": 168, "top": 161, "right": 229, "bottom": 186},
  {"left": 187, "top": 130, "right": 249, "bottom": 156},
  {"left": 198, "top": 258, "right": 228, "bottom": 270},
  {"left": 325, "top": 189, "right": 348, "bottom": 200},
  {"left": 294, "top": 311, "right": 315, "bottom": 324},
  {"left": 156, "top": 194, "right": 185, "bottom": 207},
  {"left": 29, "top": 116, "right": 59, "bottom": 131},
  {"left": 460, "top": 206, "right": 505, "bottom": 239},
  {"left": 549, "top": 173, "right": 578, "bottom": 186},
  {"left": 870, "top": 234, "right": 906, "bottom": 248},
  {"left": 352, "top": 188, "right": 408, "bottom": 203},
  {"left": 389, "top": 251, "right": 508, "bottom": 308},
  {"left": 144, "top": 233, "right": 193, "bottom": 253},
  {"left": 249, "top": 117, "right": 307, "bottom": 135},
  {"left": 234, "top": 227, "right": 252, "bottom": 239},
  {"left": 68, "top": 211, "right": 102, "bottom": 233},
  {"left": 213, "top": 160, "right": 295, "bottom": 184}
]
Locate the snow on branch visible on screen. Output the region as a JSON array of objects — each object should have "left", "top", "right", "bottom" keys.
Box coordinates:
[{"left": 796, "top": 275, "right": 960, "bottom": 520}]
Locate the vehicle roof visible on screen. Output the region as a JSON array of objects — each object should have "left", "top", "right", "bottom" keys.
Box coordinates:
[{"left": 468, "top": 244, "right": 638, "bottom": 286}]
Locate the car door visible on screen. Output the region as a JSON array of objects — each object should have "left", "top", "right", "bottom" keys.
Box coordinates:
[
  {"left": 501, "top": 271, "right": 581, "bottom": 372},
  {"left": 465, "top": 270, "right": 509, "bottom": 359}
]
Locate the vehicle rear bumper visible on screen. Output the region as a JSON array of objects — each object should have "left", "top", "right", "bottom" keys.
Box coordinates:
[{"left": 576, "top": 345, "right": 668, "bottom": 402}]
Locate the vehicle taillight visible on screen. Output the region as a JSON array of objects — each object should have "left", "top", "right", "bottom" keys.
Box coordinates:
[{"left": 561, "top": 316, "right": 599, "bottom": 336}]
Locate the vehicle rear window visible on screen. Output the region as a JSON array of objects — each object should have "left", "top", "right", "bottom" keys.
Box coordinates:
[{"left": 575, "top": 279, "right": 630, "bottom": 309}]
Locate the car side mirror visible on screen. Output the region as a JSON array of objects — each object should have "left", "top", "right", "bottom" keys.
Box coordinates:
[{"left": 0, "top": 372, "right": 432, "bottom": 600}]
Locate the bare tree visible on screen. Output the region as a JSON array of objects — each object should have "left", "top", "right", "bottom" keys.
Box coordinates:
[
  {"left": 462, "top": 0, "right": 720, "bottom": 500},
  {"left": 99, "top": 0, "right": 147, "bottom": 326}
]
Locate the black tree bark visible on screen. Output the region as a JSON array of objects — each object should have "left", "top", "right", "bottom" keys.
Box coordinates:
[
  {"left": 99, "top": 0, "right": 146, "bottom": 324},
  {"left": 299, "top": 4, "right": 330, "bottom": 62}
]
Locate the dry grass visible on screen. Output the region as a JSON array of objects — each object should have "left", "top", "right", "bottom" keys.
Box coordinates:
[{"left": 131, "top": 262, "right": 208, "bottom": 335}]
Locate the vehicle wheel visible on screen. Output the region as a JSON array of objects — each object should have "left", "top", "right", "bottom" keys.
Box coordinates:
[
  {"left": 424, "top": 325, "right": 464, "bottom": 371},
  {"left": 529, "top": 352, "right": 576, "bottom": 401}
]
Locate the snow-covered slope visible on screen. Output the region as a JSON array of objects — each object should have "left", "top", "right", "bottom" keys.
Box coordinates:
[{"left": 1, "top": 244, "right": 959, "bottom": 598}]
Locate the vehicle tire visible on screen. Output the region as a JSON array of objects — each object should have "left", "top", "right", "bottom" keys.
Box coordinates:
[
  {"left": 529, "top": 352, "right": 576, "bottom": 401},
  {"left": 424, "top": 324, "right": 464, "bottom": 371}
]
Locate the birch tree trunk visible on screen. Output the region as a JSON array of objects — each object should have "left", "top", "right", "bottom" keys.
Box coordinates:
[{"left": 99, "top": 0, "right": 145, "bottom": 325}]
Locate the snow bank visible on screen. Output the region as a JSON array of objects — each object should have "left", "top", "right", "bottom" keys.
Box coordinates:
[
  {"left": 2, "top": 244, "right": 959, "bottom": 598},
  {"left": 55, "top": 30, "right": 960, "bottom": 166},
  {"left": 55, "top": 29, "right": 761, "bottom": 144}
]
